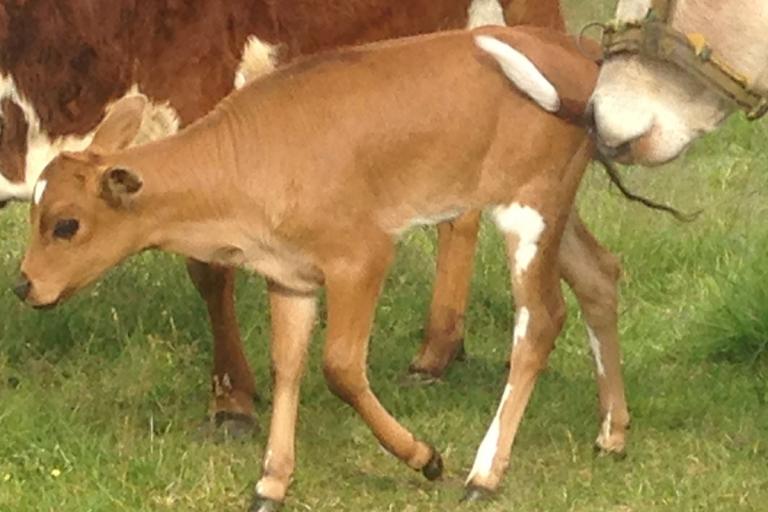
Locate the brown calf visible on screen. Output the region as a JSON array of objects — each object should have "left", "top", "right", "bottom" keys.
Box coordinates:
[
  {"left": 17, "top": 26, "right": 622, "bottom": 507},
  {"left": 0, "top": 0, "right": 569, "bottom": 431}
]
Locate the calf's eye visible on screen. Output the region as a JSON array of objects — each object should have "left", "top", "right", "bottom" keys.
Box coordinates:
[{"left": 53, "top": 218, "right": 80, "bottom": 240}]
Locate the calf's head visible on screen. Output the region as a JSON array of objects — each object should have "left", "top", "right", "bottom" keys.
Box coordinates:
[
  {"left": 589, "top": 0, "right": 768, "bottom": 165},
  {"left": 15, "top": 96, "right": 149, "bottom": 307}
]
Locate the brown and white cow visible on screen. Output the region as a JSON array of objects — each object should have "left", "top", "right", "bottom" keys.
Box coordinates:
[
  {"left": 589, "top": 0, "right": 768, "bottom": 164},
  {"left": 17, "top": 25, "right": 602, "bottom": 509},
  {"left": 3, "top": 0, "right": 616, "bottom": 436}
]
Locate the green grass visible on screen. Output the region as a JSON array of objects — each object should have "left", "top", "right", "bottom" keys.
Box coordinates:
[{"left": 2, "top": 2, "right": 768, "bottom": 510}]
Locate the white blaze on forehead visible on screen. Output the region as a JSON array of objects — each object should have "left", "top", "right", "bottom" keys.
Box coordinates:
[
  {"left": 513, "top": 307, "right": 530, "bottom": 348},
  {"left": 32, "top": 179, "right": 47, "bottom": 205},
  {"left": 234, "top": 36, "right": 279, "bottom": 89},
  {"left": 493, "top": 202, "right": 546, "bottom": 278},
  {"left": 467, "top": 384, "right": 513, "bottom": 482},
  {"left": 474, "top": 35, "right": 561, "bottom": 113},
  {"left": 586, "top": 326, "right": 606, "bottom": 377},
  {"left": 616, "top": 0, "right": 653, "bottom": 22},
  {"left": 467, "top": 0, "right": 506, "bottom": 29}
]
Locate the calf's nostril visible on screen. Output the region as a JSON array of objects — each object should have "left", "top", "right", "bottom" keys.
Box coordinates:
[{"left": 12, "top": 275, "right": 31, "bottom": 301}]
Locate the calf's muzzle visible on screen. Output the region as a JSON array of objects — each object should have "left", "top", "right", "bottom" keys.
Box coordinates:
[{"left": 12, "top": 274, "right": 31, "bottom": 301}]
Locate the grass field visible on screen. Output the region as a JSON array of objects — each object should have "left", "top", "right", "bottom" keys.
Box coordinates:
[{"left": 1, "top": 2, "right": 767, "bottom": 511}]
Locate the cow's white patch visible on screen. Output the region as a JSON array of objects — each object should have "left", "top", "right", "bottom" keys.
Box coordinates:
[
  {"left": 234, "top": 36, "right": 279, "bottom": 89},
  {"left": 467, "top": 0, "right": 506, "bottom": 29},
  {"left": 513, "top": 307, "right": 529, "bottom": 348},
  {"left": 32, "top": 179, "right": 47, "bottom": 205},
  {"left": 467, "top": 383, "right": 513, "bottom": 482},
  {"left": 616, "top": 0, "right": 653, "bottom": 22},
  {"left": 0, "top": 77, "right": 179, "bottom": 203},
  {"left": 474, "top": 35, "right": 561, "bottom": 113},
  {"left": 586, "top": 326, "right": 606, "bottom": 377},
  {"left": 0, "top": 74, "right": 95, "bottom": 202},
  {"left": 493, "top": 203, "right": 546, "bottom": 278},
  {"left": 118, "top": 85, "right": 180, "bottom": 146}
]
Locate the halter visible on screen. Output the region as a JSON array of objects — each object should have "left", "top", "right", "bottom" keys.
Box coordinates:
[{"left": 601, "top": 0, "right": 768, "bottom": 120}]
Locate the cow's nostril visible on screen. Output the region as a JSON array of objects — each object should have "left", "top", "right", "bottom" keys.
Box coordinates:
[{"left": 12, "top": 274, "right": 31, "bottom": 301}]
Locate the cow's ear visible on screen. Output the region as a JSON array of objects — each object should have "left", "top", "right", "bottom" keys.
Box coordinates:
[
  {"left": 100, "top": 167, "right": 143, "bottom": 208},
  {"left": 88, "top": 95, "right": 148, "bottom": 154}
]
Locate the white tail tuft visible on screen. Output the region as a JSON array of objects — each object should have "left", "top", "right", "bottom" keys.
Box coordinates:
[{"left": 474, "top": 35, "right": 561, "bottom": 113}]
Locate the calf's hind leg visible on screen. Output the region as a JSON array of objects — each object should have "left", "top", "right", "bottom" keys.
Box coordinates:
[
  {"left": 560, "top": 212, "right": 629, "bottom": 454},
  {"left": 410, "top": 210, "right": 482, "bottom": 378},
  {"left": 186, "top": 259, "right": 257, "bottom": 433},
  {"left": 465, "top": 201, "right": 567, "bottom": 496},
  {"left": 322, "top": 239, "right": 443, "bottom": 481}
]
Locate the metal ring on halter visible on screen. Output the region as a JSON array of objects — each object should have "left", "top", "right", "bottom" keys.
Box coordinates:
[{"left": 577, "top": 21, "right": 607, "bottom": 61}]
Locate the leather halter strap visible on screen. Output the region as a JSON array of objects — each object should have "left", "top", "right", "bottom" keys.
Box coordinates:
[{"left": 601, "top": 0, "right": 768, "bottom": 120}]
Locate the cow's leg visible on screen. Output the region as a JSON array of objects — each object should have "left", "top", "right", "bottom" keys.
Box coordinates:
[
  {"left": 464, "top": 204, "right": 566, "bottom": 498},
  {"left": 186, "top": 259, "right": 256, "bottom": 433},
  {"left": 323, "top": 240, "right": 444, "bottom": 482},
  {"left": 559, "top": 212, "right": 629, "bottom": 455},
  {"left": 252, "top": 283, "right": 316, "bottom": 511},
  {"left": 410, "top": 210, "right": 481, "bottom": 379}
]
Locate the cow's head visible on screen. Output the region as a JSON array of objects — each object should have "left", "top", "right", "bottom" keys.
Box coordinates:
[
  {"left": 589, "top": 0, "right": 768, "bottom": 165},
  {"left": 14, "top": 96, "right": 151, "bottom": 308}
]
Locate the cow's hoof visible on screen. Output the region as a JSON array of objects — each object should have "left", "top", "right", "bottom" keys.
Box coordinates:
[
  {"left": 198, "top": 411, "right": 257, "bottom": 440},
  {"left": 461, "top": 485, "right": 493, "bottom": 503},
  {"left": 421, "top": 448, "right": 444, "bottom": 481},
  {"left": 249, "top": 495, "right": 281, "bottom": 512}
]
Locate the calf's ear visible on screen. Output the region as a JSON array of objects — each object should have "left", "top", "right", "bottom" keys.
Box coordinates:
[
  {"left": 100, "top": 167, "right": 143, "bottom": 208},
  {"left": 89, "top": 95, "right": 148, "bottom": 154}
]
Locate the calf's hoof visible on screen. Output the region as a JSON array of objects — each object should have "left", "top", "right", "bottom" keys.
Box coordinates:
[
  {"left": 402, "top": 370, "right": 441, "bottom": 387},
  {"left": 593, "top": 442, "right": 628, "bottom": 461},
  {"left": 421, "top": 448, "right": 444, "bottom": 481},
  {"left": 249, "top": 495, "right": 281, "bottom": 512},
  {"left": 461, "top": 484, "right": 493, "bottom": 503}
]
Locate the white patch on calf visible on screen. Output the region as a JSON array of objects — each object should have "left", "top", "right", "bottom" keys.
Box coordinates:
[
  {"left": 467, "top": 383, "right": 513, "bottom": 483},
  {"left": 512, "top": 307, "right": 530, "bottom": 348},
  {"left": 467, "top": 0, "right": 506, "bottom": 29},
  {"left": 32, "top": 179, "right": 47, "bottom": 205},
  {"left": 597, "top": 405, "right": 613, "bottom": 447},
  {"left": 234, "top": 36, "right": 279, "bottom": 89},
  {"left": 586, "top": 326, "right": 606, "bottom": 377},
  {"left": 474, "top": 36, "right": 561, "bottom": 113},
  {"left": 493, "top": 203, "right": 546, "bottom": 278}
]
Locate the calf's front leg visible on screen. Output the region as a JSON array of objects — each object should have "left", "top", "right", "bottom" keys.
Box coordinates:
[
  {"left": 186, "top": 260, "right": 257, "bottom": 433},
  {"left": 252, "top": 282, "right": 316, "bottom": 511}
]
